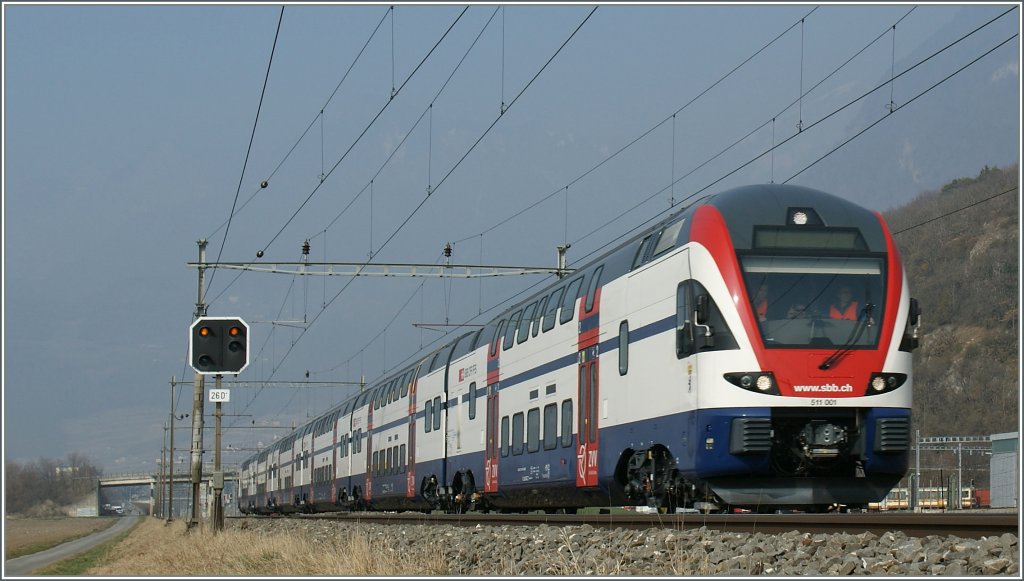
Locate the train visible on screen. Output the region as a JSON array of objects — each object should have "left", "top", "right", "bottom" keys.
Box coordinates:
[
  {"left": 869, "top": 486, "right": 989, "bottom": 511},
  {"left": 238, "top": 183, "right": 921, "bottom": 515}
]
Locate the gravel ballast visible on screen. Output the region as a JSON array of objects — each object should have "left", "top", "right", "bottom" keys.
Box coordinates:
[{"left": 232, "top": 517, "right": 1019, "bottom": 576}]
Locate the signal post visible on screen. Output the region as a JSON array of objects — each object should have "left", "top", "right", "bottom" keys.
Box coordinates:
[{"left": 189, "top": 315, "right": 249, "bottom": 533}]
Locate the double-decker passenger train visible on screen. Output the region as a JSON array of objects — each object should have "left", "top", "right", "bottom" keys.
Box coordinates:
[{"left": 238, "top": 183, "right": 921, "bottom": 514}]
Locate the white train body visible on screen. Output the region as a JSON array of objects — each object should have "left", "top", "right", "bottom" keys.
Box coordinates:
[{"left": 240, "top": 184, "right": 919, "bottom": 513}]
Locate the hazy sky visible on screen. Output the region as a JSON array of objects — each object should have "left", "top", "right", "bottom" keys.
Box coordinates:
[{"left": 3, "top": 2, "right": 1020, "bottom": 474}]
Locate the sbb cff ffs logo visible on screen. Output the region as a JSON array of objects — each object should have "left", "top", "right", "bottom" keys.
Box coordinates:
[{"left": 189, "top": 317, "right": 250, "bottom": 374}]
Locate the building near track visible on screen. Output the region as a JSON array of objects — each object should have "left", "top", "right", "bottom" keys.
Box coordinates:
[{"left": 990, "top": 431, "right": 1018, "bottom": 509}]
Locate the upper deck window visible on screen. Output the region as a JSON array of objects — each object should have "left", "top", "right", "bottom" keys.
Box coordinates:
[{"left": 559, "top": 277, "right": 584, "bottom": 324}]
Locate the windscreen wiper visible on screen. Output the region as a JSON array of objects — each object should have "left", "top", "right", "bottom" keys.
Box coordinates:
[{"left": 818, "top": 303, "right": 874, "bottom": 370}]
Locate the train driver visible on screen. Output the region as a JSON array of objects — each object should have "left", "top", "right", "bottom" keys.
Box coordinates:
[
  {"left": 829, "top": 285, "right": 859, "bottom": 320},
  {"left": 753, "top": 283, "right": 769, "bottom": 321}
]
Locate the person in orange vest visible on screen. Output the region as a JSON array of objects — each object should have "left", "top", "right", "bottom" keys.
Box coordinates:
[
  {"left": 753, "top": 283, "right": 769, "bottom": 321},
  {"left": 829, "top": 286, "right": 859, "bottom": 320}
]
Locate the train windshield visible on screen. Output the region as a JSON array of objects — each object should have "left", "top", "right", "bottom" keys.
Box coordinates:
[{"left": 741, "top": 255, "right": 885, "bottom": 348}]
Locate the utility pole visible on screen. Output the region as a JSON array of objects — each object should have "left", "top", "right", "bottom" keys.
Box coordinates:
[
  {"left": 168, "top": 376, "right": 176, "bottom": 522},
  {"left": 158, "top": 422, "right": 166, "bottom": 519},
  {"left": 213, "top": 374, "right": 224, "bottom": 532},
  {"left": 913, "top": 429, "right": 921, "bottom": 512},
  {"left": 189, "top": 240, "right": 208, "bottom": 530}
]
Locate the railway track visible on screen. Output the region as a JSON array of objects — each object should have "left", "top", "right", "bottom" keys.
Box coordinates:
[{"left": 234, "top": 511, "right": 1018, "bottom": 539}]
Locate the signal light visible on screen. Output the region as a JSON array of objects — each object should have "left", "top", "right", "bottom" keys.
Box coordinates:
[{"left": 189, "top": 317, "right": 250, "bottom": 375}]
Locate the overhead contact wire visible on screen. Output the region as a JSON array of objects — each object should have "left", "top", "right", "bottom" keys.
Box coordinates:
[
  {"left": 254, "top": 6, "right": 597, "bottom": 394},
  {"left": 208, "top": 6, "right": 285, "bottom": 293},
  {"left": 258, "top": 6, "right": 470, "bottom": 258}
]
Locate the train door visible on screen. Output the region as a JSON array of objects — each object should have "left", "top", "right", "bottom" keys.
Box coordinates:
[
  {"left": 406, "top": 369, "right": 419, "bottom": 499},
  {"left": 673, "top": 251, "right": 701, "bottom": 471},
  {"left": 364, "top": 388, "right": 376, "bottom": 502},
  {"left": 484, "top": 384, "right": 499, "bottom": 493},
  {"left": 576, "top": 348, "right": 599, "bottom": 487},
  {"left": 576, "top": 277, "right": 602, "bottom": 488}
]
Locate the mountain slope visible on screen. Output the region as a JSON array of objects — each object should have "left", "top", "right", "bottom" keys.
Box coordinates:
[{"left": 883, "top": 163, "right": 1019, "bottom": 438}]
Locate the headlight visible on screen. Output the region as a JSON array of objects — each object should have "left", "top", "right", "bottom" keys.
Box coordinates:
[
  {"left": 724, "top": 372, "right": 778, "bottom": 395},
  {"left": 867, "top": 373, "right": 907, "bottom": 395}
]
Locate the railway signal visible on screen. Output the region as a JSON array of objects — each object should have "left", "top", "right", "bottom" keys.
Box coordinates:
[{"left": 189, "top": 317, "right": 249, "bottom": 374}]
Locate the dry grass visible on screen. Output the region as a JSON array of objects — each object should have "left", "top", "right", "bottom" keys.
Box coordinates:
[
  {"left": 87, "top": 518, "right": 451, "bottom": 576},
  {"left": 4, "top": 516, "right": 119, "bottom": 559}
]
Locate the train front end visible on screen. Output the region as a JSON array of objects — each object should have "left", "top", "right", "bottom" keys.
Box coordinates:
[{"left": 686, "top": 185, "right": 919, "bottom": 510}]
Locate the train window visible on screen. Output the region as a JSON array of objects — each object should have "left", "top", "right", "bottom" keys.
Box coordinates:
[
  {"left": 589, "top": 366, "right": 598, "bottom": 442},
  {"left": 503, "top": 310, "right": 523, "bottom": 351},
  {"left": 371, "top": 451, "right": 378, "bottom": 476},
  {"left": 676, "top": 283, "right": 694, "bottom": 358},
  {"left": 469, "top": 327, "right": 486, "bottom": 350},
  {"left": 527, "top": 408, "right": 540, "bottom": 453},
  {"left": 433, "top": 396, "right": 442, "bottom": 431},
  {"left": 490, "top": 319, "right": 507, "bottom": 356},
  {"left": 543, "top": 403, "right": 558, "bottom": 450},
  {"left": 561, "top": 399, "right": 573, "bottom": 447},
  {"left": 399, "top": 444, "right": 406, "bottom": 472},
  {"left": 517, "top": 302, "right": 537, "bottom": 344},
  {"left": 449, "top": 332, "right": 473, "bottom": 362},
  {"left": 542, "top": 287, "right": 564, "bottom": 332},
  {"left": 585, "top": 266, "right": 603, "bottom": 312},
  {"left": 633, "top": 233, "right": 659, "bottom": 268},
  {"left": 469, "top": 381, "right": 477, "bottom": 420},
  {"left": 652, "top": 219, "right": 684, "bottom": 258},
  {"left": 431, "top": 345, "right": 453, "bottom": 372},
  {"left": 531, "top": 296, "right": 549, "bottom": 337},
  {"left": 417, "top": 357, "right": 432, "bottom": 379},
  {"left": 500, "top": 417, "right": 510, "bottom": 457},
  {"left": 424, "top": 400, "right": 433, "bottom": 433},
  {"left": 560, "top": 277, "right": 584, "bottom": 324},
  {"left": 386, "top": 447, "right": 393, "bottom": 475},
  {"left": 390, "top": 379, "right": 401, "bottom": 405},
  {"left": 400, "top": 371, "right": 411, "bottom": 398},
  {"left": 512, "top": 412, "right": 525, "bottom": 455},
  {"left": 356, "top": 429, "right": 363, "bottom": 453},
  {"left": 619, "top": 321, "right": 629, "bottom": 375}
]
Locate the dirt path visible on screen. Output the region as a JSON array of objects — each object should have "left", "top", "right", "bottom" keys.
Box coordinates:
[
  {"left": 4, "top": 516, "right": 119, "bottom": 560},
  {"left": 4, "top": 516, "right": 138, "bottom": 576}
]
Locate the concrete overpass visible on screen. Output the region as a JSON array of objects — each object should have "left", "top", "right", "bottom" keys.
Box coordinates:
[{"left": 97, "top": 469, "right": 239, "bottom": 518}]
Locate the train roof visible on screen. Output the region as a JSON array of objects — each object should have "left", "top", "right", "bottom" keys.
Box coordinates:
[{"left": 704, "top": 184, "right": 888, "bottom": 252}]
